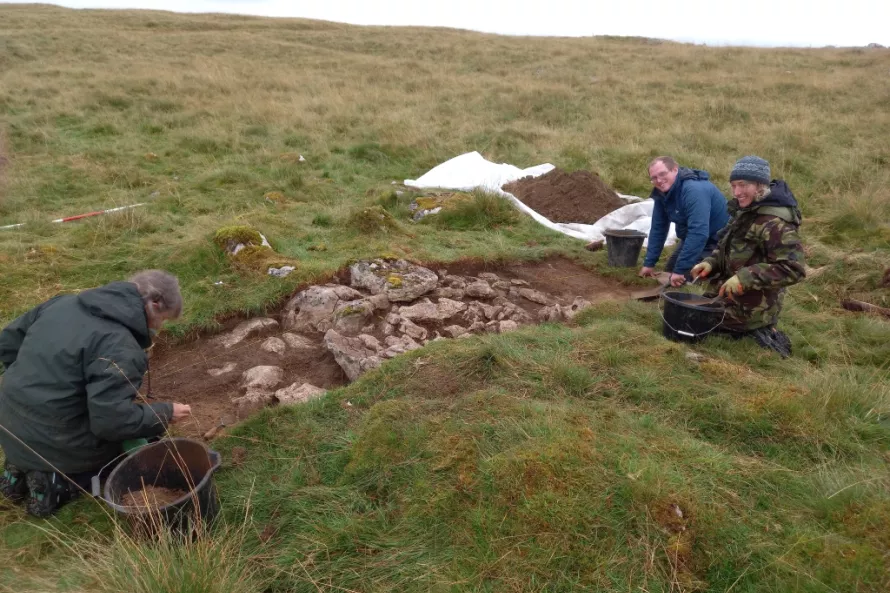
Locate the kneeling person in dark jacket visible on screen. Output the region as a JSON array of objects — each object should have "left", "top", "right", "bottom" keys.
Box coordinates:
[
  {"left": 640, "top": 156, "right": 731, "bottom": 287},
  {"left": 691, "top": 156, "right": 806, "bottom": 357},
  {"left": 0, "top": 270, "right": 191, "bottom": 516}
]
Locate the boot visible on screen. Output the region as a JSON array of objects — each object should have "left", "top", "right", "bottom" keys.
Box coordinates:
[
  {"left": 25, "top": 471, "right": 75, "bottom": 518},
  {"left": 0, "top": 463, "right": 28, "bottom": 504}
]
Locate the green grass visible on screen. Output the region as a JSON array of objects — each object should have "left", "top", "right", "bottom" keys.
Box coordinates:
[{"left": 1, "top": 5, "right": 889, "bottom": 592}]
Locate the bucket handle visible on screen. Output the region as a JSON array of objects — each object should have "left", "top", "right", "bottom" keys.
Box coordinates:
[
  {"left": 658, "top": 295, "right": 727, "bottom": 339},
  {"left": 90, "top": 442, "right": 154, "bottom": 498}
]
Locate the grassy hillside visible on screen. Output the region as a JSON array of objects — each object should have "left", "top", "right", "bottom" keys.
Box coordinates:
[{"left": 0, "top": 5, "right": 889, "bottom": 593}]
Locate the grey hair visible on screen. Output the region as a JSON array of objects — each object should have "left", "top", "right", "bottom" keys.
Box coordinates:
[
  {"left": 129, "top": 270, "right": 183, "bottom": 318},
  {"left": 648, "top": 156, "right": 679, "bottom": 172}
]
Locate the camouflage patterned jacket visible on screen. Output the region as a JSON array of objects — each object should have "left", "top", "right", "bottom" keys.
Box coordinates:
[{"left": 702, "top": 180, "right": 806, "bottom": 331}]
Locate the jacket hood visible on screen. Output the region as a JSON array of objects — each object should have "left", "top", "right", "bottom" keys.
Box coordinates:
[
  {"left": 77, "top": 282, "right": 151, "bottom": 348},
  {"left": 677, "top": 167, "right": 711, "bottom": 182},
  {"left": 760, "top": 180, "right": 798, "bottom": 209},
  {"left": 745, "top": 180, "right": 802, "bottom": 225}
]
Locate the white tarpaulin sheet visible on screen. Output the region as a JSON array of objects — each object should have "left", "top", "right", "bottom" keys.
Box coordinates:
[{"left": 405, "top": 151, "right": 676, "bottom": 247}]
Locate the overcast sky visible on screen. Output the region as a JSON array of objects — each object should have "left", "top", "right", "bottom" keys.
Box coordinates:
[{"left": 6, "top": 1, "right": 890, "bottom": 47}]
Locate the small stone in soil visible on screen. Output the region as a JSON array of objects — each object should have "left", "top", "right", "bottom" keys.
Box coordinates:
[{"left": 230, "top": 446, "right": 247, "bottom": 466}]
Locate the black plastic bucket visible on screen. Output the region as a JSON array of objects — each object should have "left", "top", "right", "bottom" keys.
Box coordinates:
[
  {"left": 661, "top": 291, "right": 725, "bottom": 343},
  {"left": 603, "top": 229, "right": 647, "bottom": 267},
  {"left": 102, "top": 438, "right": 222, "bottom": 534}
]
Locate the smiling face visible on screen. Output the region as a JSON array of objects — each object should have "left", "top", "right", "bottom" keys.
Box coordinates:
[
  {"left": 649, "top": 160, "right": 679, "bottom": 194},
  {"left": 731, "top": 180, "right": 762, "bottom": 208}
]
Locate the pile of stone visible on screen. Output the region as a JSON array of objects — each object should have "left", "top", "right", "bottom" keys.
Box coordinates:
[{"left": 211, "top": 259, "right": 595, "bottom": 417}]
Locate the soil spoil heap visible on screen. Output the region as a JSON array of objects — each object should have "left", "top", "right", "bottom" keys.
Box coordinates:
[
  {"left": 121, "top": 486, "right": 187, "bottom": 509},
  {"left": 503, "top": 168, "right": 625, "bottom": 224}
]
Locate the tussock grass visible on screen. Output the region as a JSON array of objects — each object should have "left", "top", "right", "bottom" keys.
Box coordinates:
[{"left": 426, "top": 190, "right": 521, "bottom": 231}]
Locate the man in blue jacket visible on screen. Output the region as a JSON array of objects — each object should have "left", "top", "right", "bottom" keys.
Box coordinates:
[{"left": 639, "top": 156, "right": 730, "bottom": 287}]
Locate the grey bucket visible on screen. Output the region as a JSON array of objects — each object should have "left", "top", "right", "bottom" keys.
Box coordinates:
[{"left": 603, "top": 229, "right": 647, "bottom": 267}]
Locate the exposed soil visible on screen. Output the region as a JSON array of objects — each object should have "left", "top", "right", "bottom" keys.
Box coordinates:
[
  {"left": 502, "top": 168, "right": 625, "bottom": 224},
  {"left": 147, "top": 328, "right": 346, "bottom": 439},
  {"left": 147, "top": 257, "right": 635, "bottom": 439},
  {"left": 120, "top": 486, "right": 187, "bottom": 509}
]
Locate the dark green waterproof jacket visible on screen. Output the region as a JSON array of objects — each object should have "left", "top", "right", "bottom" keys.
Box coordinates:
[{"left": 0, "top": 282, "right": 173, "bottom": 473}]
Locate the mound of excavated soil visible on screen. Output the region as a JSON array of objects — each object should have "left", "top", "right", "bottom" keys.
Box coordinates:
[{"left": 502, "top": 168, "right": 625, "bottom": 224}]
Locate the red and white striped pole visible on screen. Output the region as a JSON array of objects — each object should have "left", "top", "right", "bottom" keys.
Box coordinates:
[{"left": 0, "top": 202, "right": 146, "bottom": 231}]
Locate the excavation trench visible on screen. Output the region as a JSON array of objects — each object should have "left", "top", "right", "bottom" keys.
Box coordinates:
[{"left": 147, "top": 257, "right": 635, "bottom": 439}]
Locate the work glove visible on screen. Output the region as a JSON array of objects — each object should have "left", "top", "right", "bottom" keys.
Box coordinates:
[
  {"left": 718, "top": 275, "right": 744, "bottom": 300},
  {"left": 690, "top": 261, "right": 712, "bottom": 279}
]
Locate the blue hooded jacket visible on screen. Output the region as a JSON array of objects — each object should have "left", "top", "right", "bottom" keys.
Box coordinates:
[{"left": 644, "top": 167, "right": 730, "bottom": 275}]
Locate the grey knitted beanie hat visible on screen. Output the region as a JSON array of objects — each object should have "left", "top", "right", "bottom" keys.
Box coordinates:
[{"left": 730, "top": 156, "right": 770, "bottom": 184}]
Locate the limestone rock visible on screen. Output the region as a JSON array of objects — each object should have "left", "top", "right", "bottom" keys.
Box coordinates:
[
  {"left": 233, "top": 392, "right": 275, "bottom": 418},
  {"left": 400, "top": 318, "right": 428, "bottom": 341},
  {"left": 261, "top": 337, "right": 287, "bottom": 355},
  {"left": 323, "top": 330, "right": 383, "bottom": 381},
  {"left": 382, "top": 334, "right": 422, "bottom": 358},
  {"left": 479, "top": 272, "right": 501, "bottom": 283},
  {"left": 443, "top": 325, "right": 468, "bottom": 338},
  {"left": 498, "top": 302, "right": 533, "bottom": 323},
  {"left": 518, "top": 288, "right": 550, "bottom": 305},
  {"left": 442, "top": 275, "right": 467, "bottom": 289},
  {"left": 284, "top": 285, "right": 361, "bottom": 333},
  {"left": 498, "top": 320, "right": 519, "bottom": 333},
  {"left": 332, "top": 299, "right": 375, "bottom": 336},
  {"left": 538, "top": 304, "right": 563, "bottom": 322},
  {"left": 368, "top": 293, "right": 391, "bottom": 311},
  {"left": 207, "top": 362, "right": 237, "bottom": 377},
  {"left": 240, "top": 365, "right": 285, "bottom": 394},
  {"left": 437, "top": 298, "right": 468, "bottom": 319},
  {"left": 510, "top": 279, "right": 530, "bottom": 287},
  {"left": 331, "top": 285, "right": 365, "bottom": 301},
  {"left": 274, "top": 382, "right": 326, "bottom": 406},
  {"left": 466, "top": 280, "right": 495, "bottom": 299},
  {"left": 561, "top": 297, "right": 592, "bottom": 321},
  {"left": 217, "top": 318, "right": 279, "bottom": 348},
  {"left": 468, "top": 320, "right": 487, "bottom": 332},
  {"left": 281, "top": 333, "right": 315, "bottom": 350},
  {"left": 398, "top": 299, "right": 438, "bottom": 322},
  {"left": 349, "top": 259, "right": 438, "bottom": 302},
  {"left": 433, "top": 287, "right": 465, "bottom": 300},
  {"left": 385, "top": 265, "right": 439, "bottom": 302},
  {"left": 349, "top": 260, "right": 387, "bottom": 293}
]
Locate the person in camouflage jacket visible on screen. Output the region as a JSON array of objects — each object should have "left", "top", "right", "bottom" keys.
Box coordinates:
[{"left": 691, "top": 157, "right": 805, "bottom": 355}]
